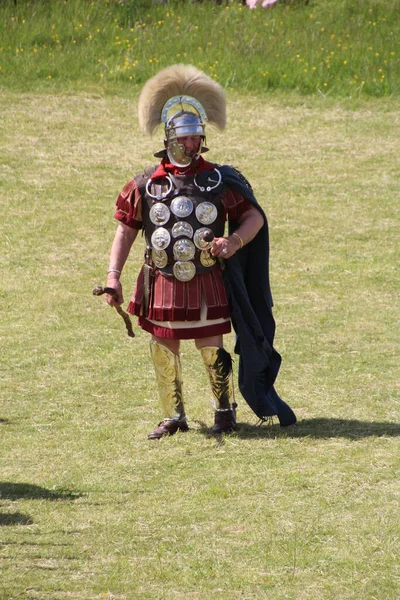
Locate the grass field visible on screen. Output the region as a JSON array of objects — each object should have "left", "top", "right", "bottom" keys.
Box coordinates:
[
  {"left": 1, "top": 0, "right": 399, "bottom": 97},
  {"left": 1, "top": 89, "right": 399, "bottom": 598},
  {"left": 1, "top": 0, "right": 399, "bottom": 598}
]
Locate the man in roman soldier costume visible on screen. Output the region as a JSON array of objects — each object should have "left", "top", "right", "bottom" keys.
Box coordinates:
[{"left": 105, "top": 64, "right": 297, "bottom": 439}]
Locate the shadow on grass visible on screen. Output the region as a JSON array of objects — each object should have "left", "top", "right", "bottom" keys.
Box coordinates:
[
  {"left": 0, "top": 482, "right": 82, "bottom": 501},
  {"left": 236, "top": 418, "right": 400, "bottom": 440},
  {"left": 194, "top": 418, "right": 400, "bottom": 440},
  {"left": 0, "top": 512, "right": 33, "bottom": 526}
]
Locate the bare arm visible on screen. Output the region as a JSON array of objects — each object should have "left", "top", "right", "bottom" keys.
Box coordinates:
[
  {"left": 106, "top": 223, "right": 138, "bottom": 306},
  {"left": 211, "top": 205, "right": 264, "bottom": 259}
]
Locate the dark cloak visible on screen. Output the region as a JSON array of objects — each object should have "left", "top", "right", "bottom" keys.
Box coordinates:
[{"left": 218, "top": 165, "right": 297, "bottom": 425}]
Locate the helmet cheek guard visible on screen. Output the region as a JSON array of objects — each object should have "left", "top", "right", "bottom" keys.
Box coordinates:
[{"left": 166, "top": 139, "right": 193, "bottom": 168}]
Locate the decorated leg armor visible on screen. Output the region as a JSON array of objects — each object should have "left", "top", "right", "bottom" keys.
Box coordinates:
[
  {"left": 148, "top": 341, "right": 189, "bottom": 440},
  {"left": 201, "top": 347, "right": 237, "bottom": 434}
]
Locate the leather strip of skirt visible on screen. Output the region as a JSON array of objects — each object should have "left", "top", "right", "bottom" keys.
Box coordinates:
[{"left": 128, "top": 266, "right": 232, "bottom": 339}]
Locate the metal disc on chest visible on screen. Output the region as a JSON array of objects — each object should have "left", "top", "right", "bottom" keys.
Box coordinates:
[
  {"left": 194, "top": 227, "right": 214, "bottom": 250},
  {"left": 173, "top": 261, "right": 196, "bottom": 282},
  {"left": 151, "top": 227, "right": 171, "bottom": 250},
  {"left": 149, "top": 202, "right": 171, "bottom": 226},
  {"left": 171, "top": 221, "right": 194, "bottom": 239},
  {"left": 195, "top": 202, "right": 218, "bottom": 225},
  {"left": 151, "top": 249, "right": 168, "bottom": 268},
  {"left": 200, "top": 250, "right": 217, "bottom": 267},
  {"left": 170, "top": 196, "right": 194, "bottom": 218},
  {"left": 173, "top": 239, "right": 196, "bottom": 261}
]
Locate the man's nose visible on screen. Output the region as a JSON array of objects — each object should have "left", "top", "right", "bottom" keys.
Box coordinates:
[{"left": 187, "top": 139, "right": 198, "bottom": 151}]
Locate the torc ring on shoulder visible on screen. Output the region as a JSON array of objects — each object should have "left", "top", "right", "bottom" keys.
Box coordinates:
[
  {"left": 193, "top": 168, "right": 222, "bottom": 192},
  {"left": 146, "top": 175, "right": 174, "bottom": 200}
]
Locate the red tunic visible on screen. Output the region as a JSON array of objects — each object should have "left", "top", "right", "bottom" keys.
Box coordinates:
[{"left": 114, "top": 158, "right": 252, "bottom": 339}]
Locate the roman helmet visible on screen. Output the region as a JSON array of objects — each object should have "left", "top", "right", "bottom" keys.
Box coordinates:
[{"left": 138, "top": 64, "right": 226, "bottom": 167}]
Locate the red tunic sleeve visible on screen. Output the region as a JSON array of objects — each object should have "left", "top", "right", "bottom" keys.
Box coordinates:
[
  {"left": 221, "top": 187, "right": 252, "bottom": 221},
  {"left": 114, "top": 179, "right": 143, "bottom": 230}
]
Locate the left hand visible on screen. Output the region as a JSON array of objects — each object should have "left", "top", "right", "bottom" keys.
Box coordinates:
[{"left": 210, "top": 235, "right": 241, "bottom": 259}]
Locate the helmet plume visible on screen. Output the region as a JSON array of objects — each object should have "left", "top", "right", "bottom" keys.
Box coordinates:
[{"left": 138, "top": 64, "right": 226, "bottom": 136}]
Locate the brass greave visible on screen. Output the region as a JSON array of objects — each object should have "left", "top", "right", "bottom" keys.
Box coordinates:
[
  {"left": 201, "top": 346, "right": 234, "bottom": 410},
  {"left": 150, "top": 341, "right": 186, "bottom": 421}
]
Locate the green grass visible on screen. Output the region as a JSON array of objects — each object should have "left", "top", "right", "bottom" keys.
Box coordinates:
[
  {"left": 0, "top": 0, "right": 399, "bottom": 97},
  {"left": 1, "top": 89, "right": 399, "bottom": 598},
  {"left": 1, "top": 0, "right": 399, "bottom": 597}
]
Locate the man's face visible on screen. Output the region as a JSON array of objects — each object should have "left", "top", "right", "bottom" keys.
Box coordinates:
[{"left": 176, "top": 135, "right": 202, "bottom": 158}]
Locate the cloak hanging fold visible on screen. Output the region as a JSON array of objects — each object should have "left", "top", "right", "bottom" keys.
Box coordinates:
[{"left": 220, "top": 165, "right": 297, "bottom": 425}]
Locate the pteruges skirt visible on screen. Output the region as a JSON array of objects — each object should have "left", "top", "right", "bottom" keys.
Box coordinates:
[{"left": 127, "top": 266, "right": 232, "bottom": 339}]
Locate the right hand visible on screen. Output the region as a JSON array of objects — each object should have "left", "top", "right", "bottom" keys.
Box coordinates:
[{"left": 105, "top": 277, "right": 123, "bottom": 306}]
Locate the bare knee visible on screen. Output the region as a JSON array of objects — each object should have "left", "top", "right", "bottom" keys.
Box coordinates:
[
  {"left": 195, "top": 335, "right": 223, "bottom": 350},
  {"left": 151, "top": 335, "right": 180, "bottom": 355}
]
